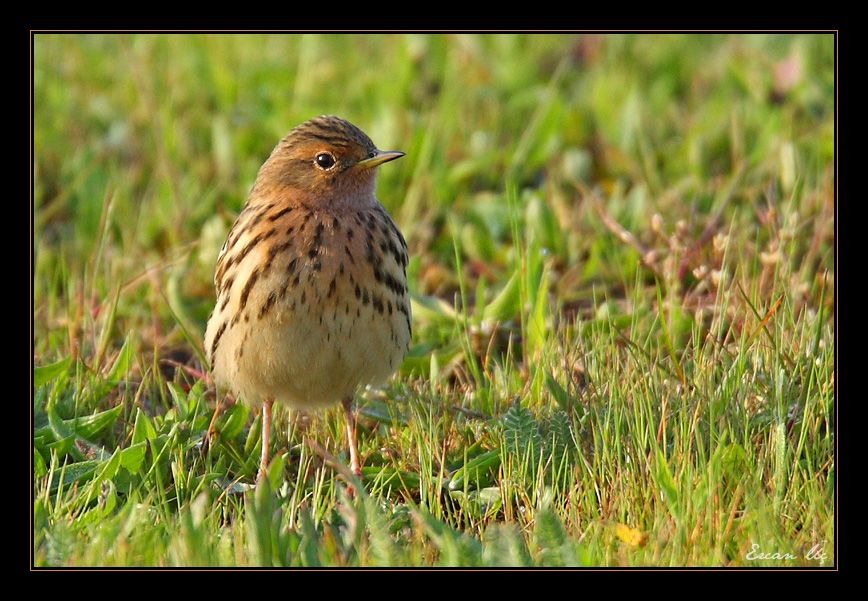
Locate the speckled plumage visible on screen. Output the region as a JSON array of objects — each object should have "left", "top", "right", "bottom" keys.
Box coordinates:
[{"left": 203, "top": 116, "right": 410, "bottom": 480}]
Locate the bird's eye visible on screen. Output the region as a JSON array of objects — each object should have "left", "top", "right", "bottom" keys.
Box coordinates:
[
  {"left": 368, "top": 151, "right": 377, "bottom": 159},
  {"left": 315, "top": 152, "right": 336, "bottom": 170}
]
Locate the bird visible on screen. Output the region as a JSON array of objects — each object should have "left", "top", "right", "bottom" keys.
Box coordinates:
[{"left": 203, "top": 115, "right": 411, "bottom": 486}]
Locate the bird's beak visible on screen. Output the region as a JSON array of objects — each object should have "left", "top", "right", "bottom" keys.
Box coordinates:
[{"left": 356, "top": 150, "right": 405, "bottom": 169}]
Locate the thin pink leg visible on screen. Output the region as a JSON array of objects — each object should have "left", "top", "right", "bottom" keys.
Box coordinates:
[
  {"left": 257, "top": 399, "right": 274, "bottom": 482},
  {"left": 342, "top": 397, "right": 362, "bottom": 478}
]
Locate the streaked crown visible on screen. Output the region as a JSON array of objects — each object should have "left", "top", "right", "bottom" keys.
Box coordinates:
[{"left": 283, "top": 115, "right": 377, "bottom": 155}]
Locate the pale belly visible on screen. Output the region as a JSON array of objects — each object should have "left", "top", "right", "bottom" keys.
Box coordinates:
[{"left": 211, "top": 293, "right": 409, "bottom": 410}]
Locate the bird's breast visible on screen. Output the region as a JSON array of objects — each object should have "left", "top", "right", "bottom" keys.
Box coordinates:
[{"left": 205, "top": 200, "right": 411, "bottom": 409}]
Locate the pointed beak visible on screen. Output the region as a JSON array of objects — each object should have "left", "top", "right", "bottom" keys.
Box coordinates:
[{"left": 355, "top": 150, "right": 405, "bottom": 170}]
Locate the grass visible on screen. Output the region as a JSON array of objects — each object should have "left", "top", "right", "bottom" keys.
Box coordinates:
[{"left": 33, "top": 33, "right": 835, "bottom": 567}]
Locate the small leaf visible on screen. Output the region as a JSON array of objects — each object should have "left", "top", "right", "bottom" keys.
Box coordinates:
[
  {"left": 73, "top": 404, "right": 124, "bottom": 441},
  {"left": 361, "top": 466, "right": 420, "bottom": 491},
  {"left": 95, "top": 449, "right": 122, "bottom": 483},
  {"left": 525, "top": 195, "right": 561, "bottom": 255},
  {"left": 410, "top": 294, "right": 458, "bottom": 325},
  {"left": 356, "top": 399, "right": 396, "bottom": 425},
  {"left": 448, "top": 450, "right": 501, "bottom": 491},
  {"left": 245, "top": 480, "right": 277, "bottom": 567},
  {"left": 46, "top": 401, "right": 74, "bottom": 441},
  {"left": 132, "top": 408, "right": 157, "bottom": 444},
  {"left": 267, "top": 452, "right": 286, "bottom": 489},
  {"left": 34, "top": 448, "right": 47, "bottom": 477},
  {"left": 245, "top": 412, "right": 262, "bottom": 457},
  {"left": 167, "top": 382, "right": 191, "bottom": 418},
  {"left": 119, "top": 442, "right": 147, "bottom": 473},
  {"left": 219, "top": 403, "right": 249, "bottom": 440},
  {"left": 482, "top": 272, "right": 521, "bottom": 324},
  {"left": 34, "top": 357, "right": 72, "bottom": 388},
  {"left": 37, "top": 404, "right": 124, "bottom": 446},
  {"left": 545, "top": 373, "right": 571, "bottom": 413},
  {"left": 105, "top": 333, "right": 135, "bottom": 383},
  {"left": 46, "top": 437, "right": 75, "bottom": 457},
  {"left": 34, "top": 498, "right": 48, "bottom": 533},
  {"left": 429, "top": 352, "right": 440, "bottom": 394},
  {"left": 526, "top": 263, "right": 550, "bottom": 361},
  {"left": 50, "top": 460, "right": 101, "bottom": 493},
  {"left": 721, "top": 443, "right": 748, "bottom": 478},
  {"left": 653, "top": 448, "right": 681, "bottom": 522}
]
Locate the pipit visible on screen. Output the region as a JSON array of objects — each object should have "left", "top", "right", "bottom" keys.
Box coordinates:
[{"left": 204, "top": 115, "right": 411, "bottom": 484}]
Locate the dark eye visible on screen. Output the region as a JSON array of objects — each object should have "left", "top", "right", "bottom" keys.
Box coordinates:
[{"left": 315, "top": 152, "right": 336, "bottom": 170}]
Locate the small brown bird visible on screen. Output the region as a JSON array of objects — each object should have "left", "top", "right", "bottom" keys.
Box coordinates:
[{"left": 204, "top": 115, "right": 410, "bottom": 484}]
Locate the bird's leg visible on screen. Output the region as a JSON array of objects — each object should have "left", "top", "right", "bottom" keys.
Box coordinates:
[
  {"left": 342, "top": 397, "right": 362, "bottom": 478},
  {"left": 257, "top": 398, "right": 274, "bottom": 483},
  {"left": 203, "top": 395, "right": 224, "bottom": 451}
]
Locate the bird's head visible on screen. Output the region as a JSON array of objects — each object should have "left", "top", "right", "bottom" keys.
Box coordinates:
[{"left": 252, "top": 115, "right": 404, "bottom": 208}]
